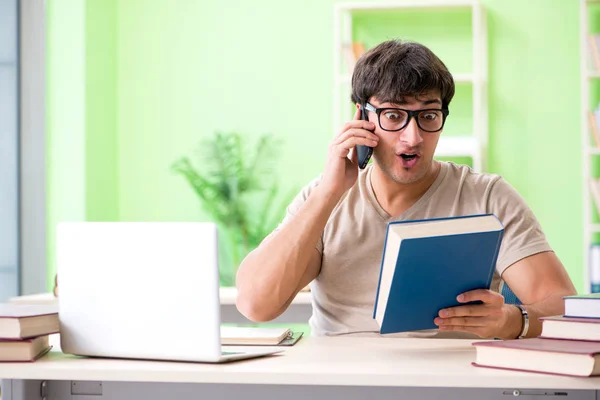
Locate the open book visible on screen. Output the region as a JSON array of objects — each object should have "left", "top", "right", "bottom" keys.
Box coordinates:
[{"left": 220, "top": 326, "right": 302, "bottom": 346}]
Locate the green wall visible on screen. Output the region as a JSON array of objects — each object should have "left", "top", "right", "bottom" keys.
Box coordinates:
[
  {"left": 85, "top": 0, "right": 119, "bottom": 222},
  {"left": 47, "top": 0, "right": 584, "bottom": 292}
]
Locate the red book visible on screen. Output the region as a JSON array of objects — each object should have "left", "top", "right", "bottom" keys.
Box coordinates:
[
  {"left": 472, "top": 338, "right": 600, "bottom": 377},
  {"left": 540, "top": 315, "right": 600, "bottom": 342},
  {"left": 0, "top": 304, "right": 59, "bottom": 340},
  {"left": 0, "top": 335, "right": 52, "bottom": 362}
]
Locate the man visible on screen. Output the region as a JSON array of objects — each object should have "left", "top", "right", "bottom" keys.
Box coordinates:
[{"left": 235, "top": 40, "right": 577, "bottom": 339}]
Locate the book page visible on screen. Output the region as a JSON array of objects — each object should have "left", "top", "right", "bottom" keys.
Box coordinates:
[{"left": 220, "top": 327, "right": 290, "bottom": 344}]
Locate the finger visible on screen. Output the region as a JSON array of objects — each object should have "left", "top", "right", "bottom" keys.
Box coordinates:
[
  {"left": 335, "top": 128, "right": 379, "bottom": 145},
  {"left": 438, "top": 304, "right": 503, "bottom": 318},
  {"left": 337, "top": 120, "right": 376, "bottom": 138},
  {"left": 333, "top": 130, "right": 379, "bottom": 149},
  {"left": 434, "top": 316, "right": 496, "bottom": 327},
  {"left": 331, "top": 137, "right": 378, "bottom": 158},
  {"left": 350, "top": 145, "right": 358, "bottom": 164},
  {"left": 457, "top": 289, "right": 503, "bottom": 305}
]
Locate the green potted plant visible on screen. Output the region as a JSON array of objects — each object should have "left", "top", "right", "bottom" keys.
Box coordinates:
[{"left": 172, "top": 132, "right": 295, "bottom": 286}]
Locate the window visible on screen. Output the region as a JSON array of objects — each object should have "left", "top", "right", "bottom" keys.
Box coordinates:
[{"left": 0, "top": 0, "right": 20, "bottom": 301}]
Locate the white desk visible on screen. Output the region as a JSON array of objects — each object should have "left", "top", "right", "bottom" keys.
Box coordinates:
[
  {"left": 8, "top": 288, "right": 313, "bottom": 325},
  {"left": 1, "top": 337, "right": 600, "bottom": 400}
]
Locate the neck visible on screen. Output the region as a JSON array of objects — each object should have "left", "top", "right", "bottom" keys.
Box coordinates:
[{"left": 370, "top": 161, "right": 441, "bottom": 218}]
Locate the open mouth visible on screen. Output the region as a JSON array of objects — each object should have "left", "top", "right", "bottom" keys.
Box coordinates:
[
  {"left": 398, "top": 152, "right": 420, "bottom": 168},
  {"left": 400, "top": 153, "right": 418, "bottom": 161}
]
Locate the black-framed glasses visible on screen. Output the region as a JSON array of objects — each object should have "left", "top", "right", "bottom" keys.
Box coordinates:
[{"left": 365, "top": 102, "right": 449, "bottom": 133}]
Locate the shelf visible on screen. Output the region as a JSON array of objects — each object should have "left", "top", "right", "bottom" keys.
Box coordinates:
[
  {"left": 336, "top": 0, "right": 476, "bottom": 11},
  {"left": 335, "top": 72, "right": 474, "bottom": 85},
  {"left": 435, "top": 136, "right": 476, "bottom": 157},
  {"left": 451, "top": 73, "right": 475, "bottom": 83},
  {"left": 335, "top": 74, "right": 351, "bottom": 85},
  {"left": 588, "top": 71, "right": 600, "bottom": 79},
  {"left": 581, "top": 0, "right": 599, "bottom": 293},
  {"left": 591, "top": 224, "right": 600, "bottom": 233},
  {"left": 334, "top": 0, "right": 486, "bottom": 171}
]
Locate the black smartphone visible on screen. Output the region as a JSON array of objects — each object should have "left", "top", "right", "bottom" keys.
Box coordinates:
[{"left": 356, "top": 104, "right": 374, "bottom": 169}]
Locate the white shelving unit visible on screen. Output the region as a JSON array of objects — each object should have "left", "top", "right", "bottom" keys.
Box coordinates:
[
  {"left": 581, "top": 0, "right": 600, "bottom": 294},
  {"left": 333, "top": 0, "right": 487, "bottom": 172}
]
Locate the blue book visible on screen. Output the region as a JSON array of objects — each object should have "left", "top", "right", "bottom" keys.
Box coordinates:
[{"left": 373, "top": 214, "right": 504, "bottom": 334}]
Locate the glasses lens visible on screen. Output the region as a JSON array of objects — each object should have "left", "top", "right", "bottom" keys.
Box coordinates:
[
  {"left": 417, "top": 110, "right": 444, "bottom": 132},
  {"left": 379, "top": 109, "right": 408, "bottom": 131}
]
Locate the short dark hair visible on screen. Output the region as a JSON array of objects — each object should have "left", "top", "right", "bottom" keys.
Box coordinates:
[{"left": 350, "top": 40, "right": 455, "bottom": 109}]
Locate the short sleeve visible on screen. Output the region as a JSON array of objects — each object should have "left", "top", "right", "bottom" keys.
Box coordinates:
[
  {"left": 486, "top": 177, "right": 553, "bottom": 276},
  {"left": 270, "top": 175, "right": 324, "bottom": 254}
]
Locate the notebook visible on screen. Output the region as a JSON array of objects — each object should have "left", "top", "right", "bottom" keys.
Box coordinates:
[
  {"left": 373, "top": 214, "right": 504, "bottom": 334},
  {"left": 220, "top": 327, "right": 303, "bottom": 346}
]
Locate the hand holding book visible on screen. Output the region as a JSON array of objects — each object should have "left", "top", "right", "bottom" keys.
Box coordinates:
[
  {"left": 372, "top": 214, "right": 504, "bottom": 334},
  {"left": 434, "top": 288, "right": 520, "bottom": 339}
]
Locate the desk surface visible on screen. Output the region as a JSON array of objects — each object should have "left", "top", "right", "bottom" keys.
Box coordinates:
[
  {"left": 8, "top": 288, "right": 312, "bottom": 306},
  {"left": 1, "top": 336, "right": 599, "bottom": 390}
]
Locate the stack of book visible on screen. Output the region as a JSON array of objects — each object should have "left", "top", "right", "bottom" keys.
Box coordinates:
[
  {"left": 0, "top": 303, "right": 59, "bottom": 362},
  {"left": 472, "top": 294, "right": 600, "bottom": 377}
]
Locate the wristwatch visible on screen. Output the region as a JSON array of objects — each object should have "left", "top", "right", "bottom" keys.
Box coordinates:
[{"left": 514, "top": 304, "right": 529, "bottom": 339}]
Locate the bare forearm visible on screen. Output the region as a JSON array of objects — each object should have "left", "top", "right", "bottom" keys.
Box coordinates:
[{"left": 236, "top": 186, "right": 341, "bottom": 321}]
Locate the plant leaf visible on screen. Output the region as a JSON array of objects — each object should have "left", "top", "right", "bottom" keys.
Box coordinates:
[{"left": 172, "top": 132, "right": 296, "bottom": 285}]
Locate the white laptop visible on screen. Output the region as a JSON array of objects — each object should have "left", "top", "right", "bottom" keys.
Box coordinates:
[{"left": 56, "top": 221, "right": 283, "bottom": 363}]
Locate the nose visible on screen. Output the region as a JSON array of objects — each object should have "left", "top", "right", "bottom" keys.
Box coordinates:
[{"left": 399, "top": 117, "right": 423, "bottom": 147}]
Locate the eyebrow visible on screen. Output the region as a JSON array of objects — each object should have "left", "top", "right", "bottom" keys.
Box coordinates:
[{"left": 379, "top": 98, "right": 442, "bottom": 107}]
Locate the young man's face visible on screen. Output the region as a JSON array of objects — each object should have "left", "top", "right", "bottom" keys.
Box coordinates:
[{"left": 367, "top": 91, "right": 443, "bottom": 185}]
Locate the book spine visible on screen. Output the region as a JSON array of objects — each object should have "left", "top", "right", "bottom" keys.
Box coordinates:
[{"left": 487, "top": 230, "right": 504, "bottom": 287}]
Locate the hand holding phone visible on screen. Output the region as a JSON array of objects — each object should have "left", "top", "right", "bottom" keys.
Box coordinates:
[
  {"left": 320, "top": 107, "right": 378, "bottom": 198},
  {"left": 356, "top": 104, "right": 374, "bottom": 169}
]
